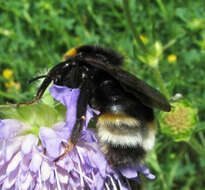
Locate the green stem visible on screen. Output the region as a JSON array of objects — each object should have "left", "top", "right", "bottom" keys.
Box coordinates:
[
  {"left": 122, "top": 0, "right": 147, "bottom": 53},
  {"left": 188, "top": 137, "right": 205, "bottom": 155},
  {"left": 151, "top": 151, "right": 169, "bottom": 189},
  {"left": 123, "top": 0, "right": 170, "bottom": 99},
  {"left": 155, "top": 0, "right": 167, "bottom": 19},
  {"left": 167, "top": 146, "right": 185, "bottom": 189},
  {"left": 153, "top": 67, "right": 170, "bottom": 99},
  {"left": 163, "top": 39, "right": 176, "bottom": 51}
]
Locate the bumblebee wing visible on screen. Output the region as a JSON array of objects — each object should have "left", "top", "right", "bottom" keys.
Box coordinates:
[
  {"left": 111, "top": 68, "right": 171, "bottom": 111},
  {"left": 84, "top": 57, "right": 171, "bottom": 111}
]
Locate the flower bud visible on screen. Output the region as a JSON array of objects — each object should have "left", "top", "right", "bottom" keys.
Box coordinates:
[{"left": 138, "top": 41, "right": 163, "bottom": 68}]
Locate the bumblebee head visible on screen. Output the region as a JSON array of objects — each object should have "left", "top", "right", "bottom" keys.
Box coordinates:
[{"left": 29, "top": 45, "right": 124, "bottom": 104}]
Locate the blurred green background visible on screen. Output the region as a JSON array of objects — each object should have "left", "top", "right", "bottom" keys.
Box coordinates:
[{"left": 0, "top": 0, "right": 205, "bottom": 189}]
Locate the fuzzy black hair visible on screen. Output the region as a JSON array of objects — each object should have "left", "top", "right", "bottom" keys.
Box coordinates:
[{"left": 77, "top": 45, "right": 123, "bottom": 66}]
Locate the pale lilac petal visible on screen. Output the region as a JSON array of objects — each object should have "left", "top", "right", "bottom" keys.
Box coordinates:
[
  {"left": 39, "top": 127, "right": 61, "bottom": 158},
  {"left": 80, "top": 130, "right": 97, "bottom": 142},
  {"left": 6, "top": 151, "right": 22, "bottom": 174},
  {"left": 49, "top": 85, "right": 76, "bottom": 106},
  {"left": 58, "top": 172, "right": 68, "bottom": 184},
  {"left": 41, "top": 161, "right": 51, "bottom": 181},
  {"left": 0, "top": 169, "right": 7, "bottom": 184},
  {"left": 21, "top": 134, "right": 38, "bottom": 155},
  {"left": 93, "top": 172, "right": 104, "bottom": 190},
  {"left": 119, "top": 165, "right": 156, "bottom": 181},
  {"left": 0, "top": 152, "right": 5, "bottom": 166},
  {"left": 140, "top": 166, "right": 156, "bottom": 179},
  {"left": 2, "top": 166, "right": 19, "bottom": 188},
  {"left": 146, "top": 173, "right": 155, "bottom": 179},
  {"left": 4, "top": 137, "right": 22, "bottom": 161},
  {"left": 54, "top": 123, "right": 71, "bottom": 140},
  {"left": 19, "top": 170, "right": 28, "bottom": 183},
  {"left": 85, "top": 105, "right": 94, "bottom": 127},
  {"left": 2, "top": 176, "right": 16, "bottom": 189},
  {"left": 119, "top": 167, "right": 138, "bottom": 179},
  {"left": 57, "top": 156, "right": 74, "bottom": 173},
  {"left": 49, "top": 170, "right": 56, "bottom": 184},
  {"left": 64, "top": 89, "right": 80, "bottom": 135},
  {"left": 50, "top": 85, "right": 80, "bottom": 134},
  {"left": 29, "top": 152, "right": 42, "bottom": 173},
  {"left": 0, "top": 119, "right": 21, "bottom": 139},
  {"left": 21, "top": 172, "right": 32, "bottom": 190},
  {"left": 21, "top": 156, "right": 31, "bottom": 172}
]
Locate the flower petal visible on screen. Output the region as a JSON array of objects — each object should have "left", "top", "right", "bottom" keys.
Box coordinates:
[
  {"left": 53, "top": 122, "right": 70, "bottom": 141},
  {"left": 5, "top": 137, "right": 22, "bottom": 161},
  {"left": 21, "top": 172, "right": 33, "bottom": 190},
  {"left": 50, "top": 85, "right": 81, "bottom": 137},
  {"left": 21, "top": 134, "right": 38, "bottom": 155},
  {"left": 49, "top": 85, "right": 76, "bottom": 106},
  {"left": 39, "top": 127, "right": 61, "bottom": 158},
  {"left": 85, "top": 105, "right": 94, "bottom": 128},
  {"left": 29, "top": 151, "right": 42, "bottom": 173},
  {"left": 49, "top": 170, "right": 56, "bottom": 184},
  {"left": 6, "top": 151, "right": 22, "bottom": 175},
  {"left": 0, "top": 119, "right": 21, "bottom": 139},
  {"left": 139, "top": 166, "right": 156, "bottom": 179},
  {"left": 58, "top": 171, "right": 68, "bottom": 184},
  {"left": 2, "top": 176, "right": 16, "bottom": 189},
  {"left": 64, "top": 88, "right": 80, "bottom": 131},
  {"left": 41, "top": 161, "right": 51, "bottom": 181},
  {"left": 86, "top": 143, "right": 107, "bottom": 176},
  {"left": 80, "top": 130, "right": 98, "bottom": 142},
  {"left": 118, "top": 166, "right": 138, "bottom": 179}
]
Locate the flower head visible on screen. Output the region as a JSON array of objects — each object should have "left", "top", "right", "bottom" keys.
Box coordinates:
[
  {"left": 0, "top": 120, "right": 117, "bottom": 189},
  {"left": 138, "top": 41, "right": 163, "bottom": 68},
  {"left": 2, "top": 69, "right": 21, "bottom": 92},
  {"left": 160, "top": 101, "right": 198, "bottom": 142},
  {"left": 0, "top": 85, "right": 155, "bottom": 189},
  {"left": 2, "top": 69, "right": 13, "bottom": 80},
  {"left": 167, "top": 54, "right": 177, "bottom": 63},
  {"left": 139, "top": 35, "right": 148, "bottom": 44}
]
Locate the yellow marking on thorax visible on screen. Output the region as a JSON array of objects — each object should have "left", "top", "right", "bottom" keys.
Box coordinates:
[{"left": 64, "top": 48, "right": 77, "bottom": 58}]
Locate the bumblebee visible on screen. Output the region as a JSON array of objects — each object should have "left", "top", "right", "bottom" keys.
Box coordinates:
[{"left": 27, "top": 45, "right": 170, "bottom": 168}]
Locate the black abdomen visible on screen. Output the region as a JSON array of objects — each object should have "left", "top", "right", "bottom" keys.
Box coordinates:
[{"left": 93, "top": 76, "right": 155, "bottom": 167}]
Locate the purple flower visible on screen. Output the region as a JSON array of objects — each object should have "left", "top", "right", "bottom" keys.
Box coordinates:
[
  {"left": 0, "top": 120, "right": 121, "bottom": 189},
  {"left": 0, "top": 84, "right": 155, "bottom": 190}
]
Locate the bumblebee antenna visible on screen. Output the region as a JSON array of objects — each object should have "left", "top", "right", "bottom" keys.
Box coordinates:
[
  {"left": 29, "top": 75, "right": 47, "bottom": 84},
  {"left": 17, "top": 76, "right": 52, "bottom": 107}
]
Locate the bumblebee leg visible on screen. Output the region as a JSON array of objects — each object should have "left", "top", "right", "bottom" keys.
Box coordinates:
[
  {"left": 54, "top": 80, "right": 90, "bottom": 162},
  {"left": 54, "top": 141, "right": 74, "bottom": 162}
]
